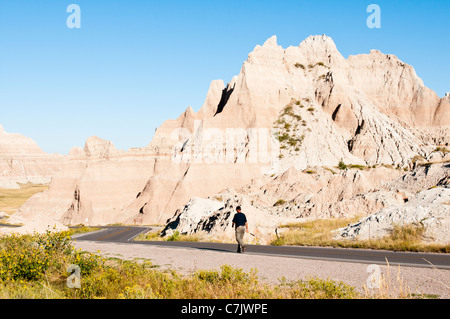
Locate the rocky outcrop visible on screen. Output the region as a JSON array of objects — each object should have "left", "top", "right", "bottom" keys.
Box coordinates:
[
  {"left": 161, "top": 189, "right": 298, "bottom": 244},
  {"left": 119, "top": 158, "right": 267, "bottom": 225},
  {"left": 331, "top": 161, "right": 450, "bottom": 244},
  {"left": 345, "top": 50, "right": 444, "bottom": 128},
  {"left": 11, "top": 136, "right": 158, "bottom": 226},
  {"left": 149, "top": 35, "right": 442, "bottom": 170},
  {"left": 0, "top": 125, "right": 65, "bottom": 188},
  {"left": 114, "top": 34, "right": 448, "bottom": 228},
  {"left": 387, "top": 162, "right": 450, "bottom": 194},
  {"left": 164, "top": 157, "right": 450, "bottom": 244},
  {"left": 5, "top": 34, "right": 449, "bottom": 230},
  {"left": 161, "top": 197, "right": 225, "bottom": 236},
  {"left": 1, "top": 213, "right": 69, "bottom": 236},
  {"left": 335, "top": 187, "right": 450, "bottom": 244}
]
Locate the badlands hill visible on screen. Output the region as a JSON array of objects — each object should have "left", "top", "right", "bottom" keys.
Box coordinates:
[
  {"left": 1, "top": 35, "right": 449, "bottom": 242},
  {"left": 0, "top": 125, "right": 65, "bottom": 189}
]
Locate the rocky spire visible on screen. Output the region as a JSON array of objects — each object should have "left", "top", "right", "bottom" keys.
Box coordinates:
[
  {"left": 298, "top": 34, "right": 345, "bottom": 65},
  {"left": 83, "top": 136, "right": 118, "bottom": 158}
]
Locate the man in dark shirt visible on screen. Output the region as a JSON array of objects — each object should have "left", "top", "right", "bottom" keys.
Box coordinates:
[{"left": 232, "top": 206, "right": 249, "bottom": 253}]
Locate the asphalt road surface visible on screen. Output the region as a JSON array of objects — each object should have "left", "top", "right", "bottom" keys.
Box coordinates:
[{"left": 73, "top": 226, "right": 450, "bottom": 270}]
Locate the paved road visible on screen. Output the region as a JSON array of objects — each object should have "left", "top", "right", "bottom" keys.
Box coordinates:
[
  {"left": 73, "top": 226, "right": 148, "bottom": 242},
  {"left": 73, "top": 226, "right": 450, "bottom": 270}
]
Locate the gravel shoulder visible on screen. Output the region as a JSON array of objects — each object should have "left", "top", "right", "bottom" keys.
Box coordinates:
[{"left": 74, "top": 240, "right": 450, "bottom": 299}]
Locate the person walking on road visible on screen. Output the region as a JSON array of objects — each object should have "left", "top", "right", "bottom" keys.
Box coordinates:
[{"left": 232, "top": 206, "right": 249, "bottom": 253}]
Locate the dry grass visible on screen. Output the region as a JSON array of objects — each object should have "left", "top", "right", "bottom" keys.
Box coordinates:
[
  {"left": 272, "top": 218, "right": 450, "bottom": 253},
  {"left": 136, "top": 230, "right": 201, "bottom": 243},
  {"left": 272, "top": 217, "right": 361, "bottom": 246},
  {"left": 363, "top": 260, "right": 412, "bottom": 299},
  {"left": 0, "top": 183, "right": 48, "bottom": 215}
]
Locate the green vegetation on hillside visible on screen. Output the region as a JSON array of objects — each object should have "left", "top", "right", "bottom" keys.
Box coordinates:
[{"left": 273, "top": 99, "right": 313, "bottom": 154}]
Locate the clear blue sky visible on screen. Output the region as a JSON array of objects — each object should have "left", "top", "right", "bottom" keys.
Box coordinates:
[{"left": 0, "top": 0, "right": 449, "bottom": 154}]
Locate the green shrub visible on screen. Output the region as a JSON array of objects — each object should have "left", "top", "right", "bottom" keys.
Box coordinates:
[
  {"left": 0, "top": 231, "right": 73, "bottom": 281},
  {"left": 0, "top": 230, "right": 106, "bottom": 286},
  {"left": 72, "top": 250, "right": 105, "bottom": 276},
  {"left": 348, "top": 164, "right": 367, "bottom": 170},
  {"left": 287, "top": 138, "right": 299, "bottom": 147},
  {"left": 195, "top": 265, "right": 258, "bottom": 285},
  {"left": 274, "top": 199, "right": 287, "bottom": 207},
  {"left": 167, "top": 231, "right": 181, "bottom": 241},
  {"left": 282, "top": 105, "right": 293, "bottom": 115},
  {"left": 271, "top": 236, "right": 285, "bottom": 246},
  {"left": 338, "top": 160, "right": 347, "bottom": 170},
  {"left": 299, "top": 277, "right": 358, "bottom": 299},
  {"left": 278, "top": 133, "right": 290, "bottom": 143}
]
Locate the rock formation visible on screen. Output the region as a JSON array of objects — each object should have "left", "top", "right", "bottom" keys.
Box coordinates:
[
  {"left": 3, "top": 35, "right": 449, "bottom": 240},
  {"left": 1, "top": 213, "right": 69, "bottom": 236},
  {"left": 161, "top": 189, "right": 299, "bottom": 244},
  {"left": 163, "top": 158, "right": 450, "bottom": 245},
  {"left": 0, "top": 125, "right": 65, "bottom": 188},
  {"left": 336, "top": 187, "right": 450, "bottom": 244},
  {"left": 10, "top": 136, "right": 158, "bottom": 226},
  {"left": 152, "top": 35, "right": 449, "bottom": 244}
]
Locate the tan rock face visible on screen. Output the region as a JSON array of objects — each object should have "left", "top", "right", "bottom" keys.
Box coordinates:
[
  {"left": 151, "top": 35, "right": 444, "bottom": 168},
  {"left": 12, "top": 137, "right": 158, "bottom": 226},
  {"left": 0, "top": 125, "right": 65, "bottom": 188},
  {"left": 162, "top": 189, "right": 299, "bottom": 245},
  {"left": 433, "top": 96, "right": 450, "bottom": 127},
  {"left": 345, "top": 50, "right": 441, "bottom": 126},
  {"left": 164, "top": 160, "right": 450, "bottom": 244},
  {"left": 5, "top": 34, "right": 449, "bottom": 229},
  {"left": 336, "top": 187, "right": 450, "bottom": 243}
]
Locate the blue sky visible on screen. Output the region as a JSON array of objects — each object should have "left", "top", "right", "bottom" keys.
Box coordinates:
[{"left": 0, "top": 0, "right": 449, "bottom": 154}]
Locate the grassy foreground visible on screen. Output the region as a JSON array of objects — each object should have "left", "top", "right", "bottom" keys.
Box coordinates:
[{"left": 0, "top": 230, "right": 393, "bottom": 299}]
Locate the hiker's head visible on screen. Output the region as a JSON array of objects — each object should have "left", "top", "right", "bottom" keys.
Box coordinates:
[{"left": 236, "top": 206, "right": 241, "bottom": 212}]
